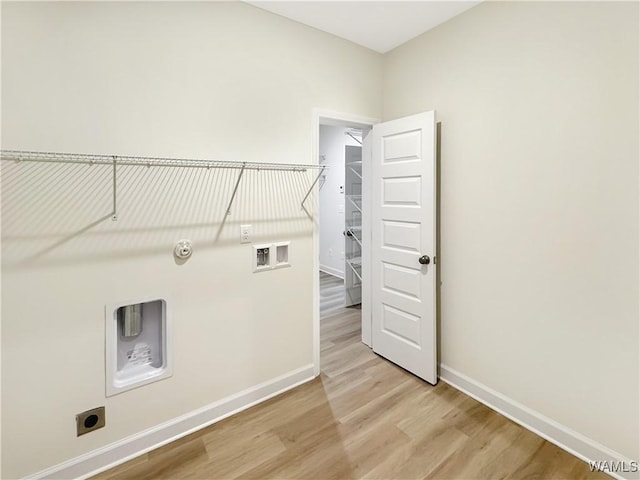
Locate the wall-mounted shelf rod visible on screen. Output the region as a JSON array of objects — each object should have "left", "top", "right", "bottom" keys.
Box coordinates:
[
  {"left": 0, "top": 150, "right": 323, "bottom": 172},
  {"left": 1, "top": 149, "right": 328, "bottom": 220}
]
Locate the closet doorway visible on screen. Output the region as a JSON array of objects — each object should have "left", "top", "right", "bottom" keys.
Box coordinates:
[
  {"left": 318, "top": 126, "right": 362, "bottom": 309},
  {"left": 313, "top": 110, "right": 439, "bottom": 385},
  {"left": 313, "top": 111, "right": 375, "bottom": 375}
]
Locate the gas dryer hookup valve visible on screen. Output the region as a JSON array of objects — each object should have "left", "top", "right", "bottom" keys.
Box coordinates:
[{"left": 174, "top": 239, "right": 193, "bottom": 259}]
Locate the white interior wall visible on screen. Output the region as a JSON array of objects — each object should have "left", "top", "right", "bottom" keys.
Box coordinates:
[
  {"left": 3, "top": 1, "right": 639, "bottom": 477},
  {"left": 0, "top": 2, "right": 382, "bottom": 478},
  {"left": 318, "top": 125, "right": 361, "bottom": 278},
  {"left": 383, "top": 1, "right": 639, "bottom": 461}
]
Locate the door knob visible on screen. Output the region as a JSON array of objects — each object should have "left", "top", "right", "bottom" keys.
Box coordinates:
[{"left": 419, "top": 255, "right": 430, "bottom": 265}]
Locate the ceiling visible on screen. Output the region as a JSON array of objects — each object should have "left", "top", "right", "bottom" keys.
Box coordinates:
[{"left": 245, "top": 1, "right": 481, "bottom": 53}]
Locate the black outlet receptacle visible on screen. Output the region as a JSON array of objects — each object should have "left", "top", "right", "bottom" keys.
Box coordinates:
[
  {"left": 76, "top": 407, "right": 105, "bottom": 436},
  {"left": 84, "top": 414, "right": 99, "bottom": 428}
]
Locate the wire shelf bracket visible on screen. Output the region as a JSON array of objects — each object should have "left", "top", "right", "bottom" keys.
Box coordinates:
[
  {"left": 225, "top": 163, "right": 246, "bottom": 216},
  {"left": 1, "top": 149, "right": 328, "bottom": 220},
  {"left": 112, "top": 157, "right": 118, "bottom": 221},
  {"left": 301, "top": 165, "right": 326, "bottom": 209},
  {"left": 346, "top": 132, "right": 363, "bottom": 145}
]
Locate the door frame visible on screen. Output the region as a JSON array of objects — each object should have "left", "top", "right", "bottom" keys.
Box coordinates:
[{"left": 312, "top": 109, "right": 378, "bottom": 376}]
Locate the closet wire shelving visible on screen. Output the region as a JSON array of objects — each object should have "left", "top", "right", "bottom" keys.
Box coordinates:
[
  {"left": 0, "top": 149, "right": 327, "bottom": 220},
  {"left": 344, "top": 148, "right": 363, "bottom": 285}
]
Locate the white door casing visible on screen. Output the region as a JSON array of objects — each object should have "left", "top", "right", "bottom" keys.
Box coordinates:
[
  {"left": 361, "top": 130, "right": 372, "bottom": 347},
  {"left": 371, "top": 111, "right": 437, "bottom": 385}
]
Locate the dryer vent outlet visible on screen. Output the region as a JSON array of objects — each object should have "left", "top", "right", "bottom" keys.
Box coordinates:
[{"left": 76, "top": 406, "right": 105, "bottom": 436}]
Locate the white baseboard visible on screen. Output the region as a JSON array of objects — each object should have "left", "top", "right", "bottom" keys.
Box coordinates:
[
  {"left": 24, "top": 363, "right": 636, "bottom": 480},
  {"left": 319, "top": 264, "right": 344, "bottom": 279},
  {"left": 439, "top": 364, "right": 638, "bottom": 480},
  {"left": 26, "top": 364, "right": 316, "bottom": 480}
]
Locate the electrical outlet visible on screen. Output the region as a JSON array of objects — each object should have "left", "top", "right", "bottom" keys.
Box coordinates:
[
  {"left": 76, "top": 406, "right": 105, "bottom": 436},
  {"left": 240, "top": 224, "right": 251, "bottom": 244}
]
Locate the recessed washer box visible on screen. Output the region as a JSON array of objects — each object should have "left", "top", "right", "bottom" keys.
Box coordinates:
[
  {"left": 105, "top": 297, "right": 172, "bottom": 396},
  {"left": 253, "top": 242, "right": 290, "bottom": 272},
  {"left": 253, "top": 244, "right": 272, "bottom": 273}
]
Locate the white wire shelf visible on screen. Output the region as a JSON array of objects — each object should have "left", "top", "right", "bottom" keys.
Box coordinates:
[
  {"left": 0, "top": 149, "right": 323, "bottom": 171},
  {"left": 347, "top": 256, "right": 361, "bottom": 267},
  {"left": 346, "top": 195, "right": 362, "bottom": 213},
  {"left": 346, "top": 257, "right": 362, "bottom": 282},
  {"left": 345, "top": 223, "right": 362, "bottom": 247},
  {"left": 348, "top": 165, "right": 362, "bottom": 180},
  {"left": 1, "top": 149, "right": 327, "bottom": 220}
]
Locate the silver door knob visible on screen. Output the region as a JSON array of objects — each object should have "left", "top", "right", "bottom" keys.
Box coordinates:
[{"left": 419, "top": 255, "right": 430, "bottom": 265}]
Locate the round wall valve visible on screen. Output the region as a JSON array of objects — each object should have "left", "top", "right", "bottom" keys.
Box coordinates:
[{"left": 174, "top": 239, "right": 193, "bottom": 259}]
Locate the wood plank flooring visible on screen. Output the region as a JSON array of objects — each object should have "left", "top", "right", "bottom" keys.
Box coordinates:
[
  {"left": 319, "top": 271, "right": 345, "bottom": 316},
  {"left": 93, "top": 275, "right": 607, "bottom": 480}
]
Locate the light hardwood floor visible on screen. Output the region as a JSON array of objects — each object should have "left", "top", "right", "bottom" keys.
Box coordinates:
[
  {"left": 320, "top": 271, "right": 345, "bottom": 316},
  {"left": 93, "top": 276, "right": 607, "bottom": 480}
]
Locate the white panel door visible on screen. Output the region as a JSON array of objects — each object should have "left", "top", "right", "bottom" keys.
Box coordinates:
[{"left": 371, "top": 111, "right": 437, "bottom": 384}]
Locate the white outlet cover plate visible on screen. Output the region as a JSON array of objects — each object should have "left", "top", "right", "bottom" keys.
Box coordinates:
[{"left": 240, "top": 224, "right": 251, "bottom": 244}]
